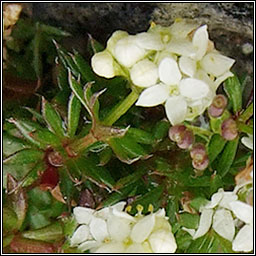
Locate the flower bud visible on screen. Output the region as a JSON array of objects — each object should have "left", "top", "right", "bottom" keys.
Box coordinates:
[
  {"left": 208, "top": 94, "right": 227, "bottom": 117},
  {"left": 192, "top": 155, "right": 209, "bottom": 171},
  {"left": 91, "top": 50, "right": 115, "bottom": 78},
  {"left": 169, "top": 125, "right": 194, "bottom": 149},
  {"left": 47, "top": 150, "right": 63, "bottom": 167},
  {"left": 130, "top": 59, "right": 159, "bottom": 87},
  {"left": 190, "top": 143, "right": 207, "bottom": 160},
  {"left": 221, "top": 118, "right": 238, "bottom": 141}
]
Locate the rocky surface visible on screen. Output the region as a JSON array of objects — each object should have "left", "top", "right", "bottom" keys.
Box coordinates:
[{"left": 32, "top": 2, "right": 253, "bottom": 102}]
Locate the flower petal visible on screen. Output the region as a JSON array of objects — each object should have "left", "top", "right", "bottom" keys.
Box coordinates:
[
  {"left": 179, "top": 78, "right": 209, "bottom": 100},
  {"left": 149, "top": 229, "right": 177, "bottom": 253},
  {"left": 107, "top": 30, "right": 129, "bottom": 55},
  {"left": 232, "top": 224, "right": 253, "bottom": 252},
  {"left": 167, "top": 38, "right": 197, "bottom": 57},
  {"left": 201, "top": 52, "right": 235, "bottom": 77},
  {"left": 193, "top": 209, "right": 213, "bottom": 240},
  {"left": 192, "top": 25, "right": 209, "bottom": 60},
  {"left": 111, "top": 201, "right": 126, "bottom": 212},
  {"left": 159, "top": 57, "right": 182, "bottom": 85},
  {"left": 91, "top": 51, "right": 115, "bottom": 78},
  {"left": 165, "top": 95, "right": 187, "bottom": 125},
  {"left": 213, "top": 71, "right": 234, "bottom": 89},
  {"left": 219, "top": 192, "right": 238, "bottom": 210},
  {"left": 93, "top": 242, "right": 125, "bottom": 253},
  {"left": 229, "top": 201, "right": 253, "bottom": 224},
  {"left": 130, "top": 59, "right": 159, "bottom": 87},
  {"left": 70, "top": 225, "right": 90, "bottom": 246},
  {"left": 179, "top": 56, "right": 197, "bottom": 77},
  {"left": 89, "top": 217, "right": 109, "bottom": 242},
  {"left": 204, "top": 190, "right": 223, "bottom": 209},
  {"left": 78, "top": 240, "right": 100, "bottom": 252},
  {"left": 107, "top": 214, "right": 132, "bottom": 242},
  {"left": 125, "top": 243, "right": 147, "bottom": 253},
  {"left": 114, "top": 36, "right": 146, "bottom": 67},
  {"left": 170, "top": 19, "right": 198, "bottom": 39},
  {"left": 212, "top": 209, "right": 235, "bottom": 241},
  {"left": 130, "top": 214, "right": 155, "bottom": 243},
  {"left": 73, "top": 207, "right": 95, "bottom": 225},
  {"left": 241, "top": 135, "right": 253, "bottom": 150},
  {"left": 112, "top": 208, "right": 135, "bottom": 222},
  {"left": 135, "top": 32, "right": 164, "bottom": 50},
  {"left": 136, "top": 83, "right": 169, "bottom": 107}
]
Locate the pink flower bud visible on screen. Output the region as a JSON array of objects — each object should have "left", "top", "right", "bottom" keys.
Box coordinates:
[
  {"left": 177, "top": 130, "right": 195, "bottom": 149},
  {"left": 221, "top": 118, "right": 238, "bottom": 140},
  {"left": 192, "top": 155, "right": 209, "bottom": 170},
  {"left": 208, "top": 94, "right": 228, "bottom": 117},
  {"left": 168, "top": 125, "right": 186, "bottom": 143},
  {"left": 190, "top": 143, "right": 207, "bottom": 160}
]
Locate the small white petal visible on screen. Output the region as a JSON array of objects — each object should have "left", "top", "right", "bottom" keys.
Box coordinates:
[
  {"left": 107, "top": 30, "right": 129, "bottom": 55},
  {"left": 73, "top": 207, "right": 95, "bottom": 225},
  {"left": 131, "top": 214, "right": 155, "bottom": 243},
  {"left": 170, "top": 19, "right": 198, "bottom": 39},
  {"left": 193, "top": 209, "right": 213, "bottom": 240},
  {"left": 89, "top": 217, "right": 109, "bottom": 242},
  {"left": 182, "top": 227, "right": 196, "bottom": 237},
  {"left": 179, "top": 56, "right": 197, "bottom": 77},
  {"left": 78, "top": 240, "right": 100, "bottom": 252},
  {"left": 232, "top": 224, "right": 253, "bottom": 252},
  {"left": 111, "top": 201, "right": 126, "bottom": 211},
  {"left": 241, "top": 135, "right": 253, "bottom": 150},
  {"left": 112, "top": 208, "right": 135, "bottom": 221},
  {"left": 149, "top": 229, "right": 177, "bottom": 253},
  {"left": 179, "top": 78, "right": 209, "bottom": 100},
  {"left": 136, "top": 83, "right": 169, "bottom": 107},
  {"left": 130, "top": 59, "right": 159, "bottom": 88},
  {"left": 155, "top": 208, "right": 166, "bottom": 217},
  {"left": 93, "top": 242, "right": 125, "bottom": 253},
  {"left": 107, "top": 214, "right": 132, "bottom": 242},
  {"left": 192, "top": 25, "right": 209, "bottom": 60},
  {"left": 219, "top": 192, "right": 238, "bottom": 210},
  {"left": 212, "top": 209, "right": 235, "bottom": 241},
  {"left": 167, "top": 38, "right": 197, "bottom": 57},
  {"left": 95, "top": 208, "right": 109, "bottom": 220},
  {"left": 135, "top": 32, "right": 164, "bottom": 50},
  {"left": 204, "top": 190, "right": 223, "bottom": 209},
  {"left": 91, "top": 51, "right": 115, "bottom": 78},
  {"left": 229, "top": 201, "right": 253, "bottom": 224},
  {"left": 153, "top": 216, "right": 172, "bottom": 232},
  {"left": 165, "top": 95, "right": 187, "bottom": 125},
  {"left": 125, "top": 243, "right": 147, "bottom": 253},
  {"left": 214, "top": 71, "right": 234, "bottom": 89},
  {"left": 159, "top": 57, "right": 182, "bottom": 85},
  {"left": 70, "top": 225, "right": 90, "bottom": 246},
  {"left": 201, "top": 52, "right": 235, "bottom": 77},
  {"left": 114, "top": 36, "right": 146, "bottom": 67}
]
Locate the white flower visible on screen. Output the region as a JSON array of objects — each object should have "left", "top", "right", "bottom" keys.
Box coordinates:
[
  {"left": 70, "top": 202, "right": 177, "bottom": 253},
  {"left": 241, "top": 134, "right": 253, "bottom": 150},
  {"left": 184, "top": 188, "right": 253, "bottom": 252}
]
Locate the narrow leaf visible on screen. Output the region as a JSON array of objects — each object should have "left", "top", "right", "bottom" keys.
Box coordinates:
[
  {"left": 33, "top": 23, "right": 43, "bottom": 81},
  {"left": 224, "top": 75, "right": 242, "bottom": 113},
  {"left": 179, "top": 213, "right": 200, "bottom": 229},
  {"left": 68, "top": 93, "right": 81, "bottom": 137},
  {"left": 238, "top": 103, "right": 253, "bottom": 123},
  {"left": 40, "top": 23, "right": 71, "bottom": 37},
  {"left": 42, "top": 97, "right": 65, "bottom": 138},
  {"left": 207, "top": 134, "right": 227, "bottom": 163},
  {"left": 153, "top": 120, "right": 170, "bottom": 141},
  {"left": 217, "top": 137, "right": 239, "bottom": 177},
  {"left": 127, "top": 127, "right": 155, "bottom": 145}
]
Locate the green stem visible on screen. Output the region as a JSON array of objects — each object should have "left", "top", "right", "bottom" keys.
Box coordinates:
[
  {"left": 238, "top": 103, "right": 253, "bottom": 123},
  {"left": 184, "top": 123, "right": 213, "bottom": 141},
  {"left": 101, "top": 89, "right": 140, "bottom": 126}
]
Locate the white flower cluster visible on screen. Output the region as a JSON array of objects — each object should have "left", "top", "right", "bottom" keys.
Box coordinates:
[
  {"left": 70, "top": 202, "right": 177, "bottom": 253},
  {"left": 91, "top": 19, "right": 235, "bottom": 125},
  {"left": 184, "top": 184, "right": 253, "bottom": 252}
]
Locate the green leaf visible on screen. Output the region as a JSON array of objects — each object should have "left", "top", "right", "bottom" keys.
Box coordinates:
[
  {"left": 190, "top": 197, "right": 209, "bottom": 212},
  {"left": 207, "top": 134, "right": 227, "bottom": 163},
  {"left": 179, "top": 213, "right": 199, "bottom": 229},
  {"left": 22, "top": 222, "right": 63, "bottom": 242},
  {"left": 166, "top": 197, "right": 179, "bottom": 225},
  {"left": 224, "top": 75, "right": 242, "bottom": 113},
  {"left": 175, "top": 229, "right": 193, "bottom": 251},
  {"left": 28, "top": 188, "right": 52, "bottom": 208},
  {"left": 3, "top": 234, "right": 15, "bottom": 248},
  {"left": 6, "top": 174, "right": 27, "bottom": 230},
  {"left": 210, "top": 174, "right": 223, "bottom": 194},
  {"left": 3, "top": 207, "right": 18, "bottom": 234},
  {"left": 42, "top": 97, "right": 65, "bottom": 138},
  {"left": 40, "top": 23, "right": 71, "bottom": 37},
  {"left": 238, "top": 102, "right": 253, "bottom": 123},
  {"left": 56, "top": 61, "right": 69, "bottom": 91},
  {"left": 67, "top": 93, "right": 81, "bottom": 137},
  {"left": 209, "top": 110, "right": 231, "bottom": 134},
  {"left": 33, "top": 23, "right": 43, "bottom": 80},
  {"left": 88, "top": 34, "right": 104, "bottom": 54},
  {"left": 127, "top": 127, "right": 155, "bottom": 145},
  {"left": 130, "top": 185, "right": 164, "bottom": 215},
  {"left": 23, "top": 107, "right": 45, "bottom": 125},
  {"left": 62, "top": 216, "right": 78, "bottom": 237},
  {"left": 114, "top": 168, "right": 148, "bottom": 190},
  {"left": 4, "top": 149, "right": 44, "bottom": 165},
  {"left": 71, "top": 50, "right": 97, "bottom": 82},
  {"left": 98, "top": 146, "right": 113, "bottom": 166},
  {"left": 3, "top": 132, "right": 30, "bottom": 157},
  {"left": 236, "top": 121, "right": 253, "bottom": 135},
  {"left": 153, "top": 120, "right": 170, "bottom": 141},
  {"left": 216, "top": 137, "right": 239, "bottom": 177}
]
